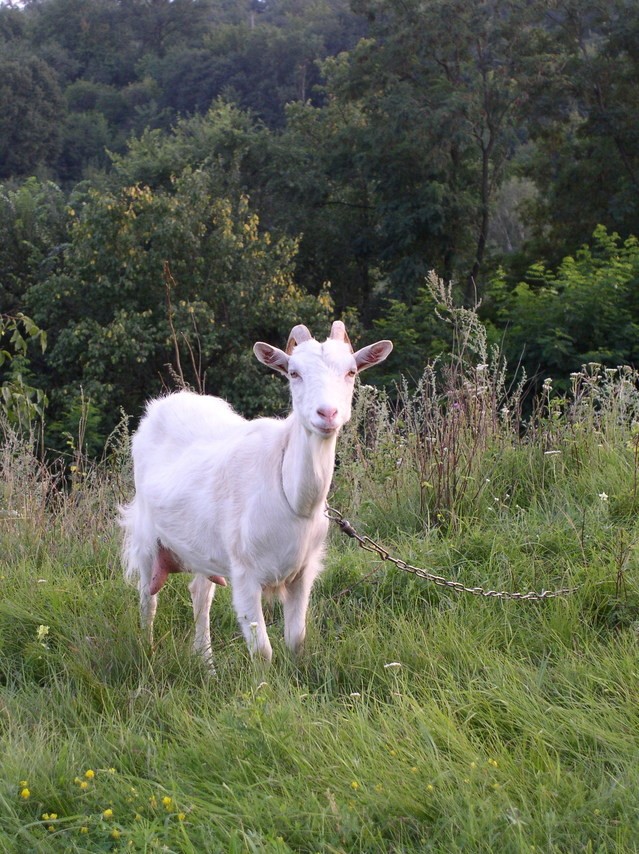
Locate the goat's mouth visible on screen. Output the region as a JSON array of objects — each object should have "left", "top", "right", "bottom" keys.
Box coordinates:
[{"left": 313, "top": 422, "right": 339, "bottom": 437}]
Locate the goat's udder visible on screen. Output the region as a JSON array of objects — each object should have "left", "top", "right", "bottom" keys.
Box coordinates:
[{"left": 149, "top": 545, "right": 227, "bottom": 595}]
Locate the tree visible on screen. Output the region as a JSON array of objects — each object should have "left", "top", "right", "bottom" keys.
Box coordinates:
[
  {"left": 0, "top": 178, "right": 69, "bottom": 315},
  {"left": 310, "top": 0, "right": 557, "bottom": 303},
  {"left": 266, "top": 98, "right": 381, "bottom": 319},
  {"left": 0, "top": 51, "right": 64, "bottom": 178},
  {"left": 522, "top": 1, "right": 639, "bottom": 264},
  {"left": 486, "top": 226, "right": 639, "bottom": 385},
  {"left": 26, "top": 160, "right": 332, "bottom": 443}
]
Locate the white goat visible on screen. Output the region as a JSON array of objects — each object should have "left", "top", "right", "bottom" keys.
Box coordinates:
[{"left": 120, "top": 321, "right": 392, "bottom": 664}]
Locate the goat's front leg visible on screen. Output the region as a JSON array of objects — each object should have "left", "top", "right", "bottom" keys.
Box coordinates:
[
  {"left": 231, "top": 571, "right": 272, "bottom": 663},
  {"left": 282, "top": 565, "right": 317, "bottom": 655},
  {"left": 189, "top": 575, "right": 216, "bottom": 664}
]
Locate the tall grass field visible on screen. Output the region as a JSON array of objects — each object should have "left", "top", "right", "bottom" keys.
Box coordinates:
[{"left": 2, "top": 333, "right": 639, "bottom": 851}]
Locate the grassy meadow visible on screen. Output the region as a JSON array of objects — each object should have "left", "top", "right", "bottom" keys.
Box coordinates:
[{"left": 2, "top": 352, "right": 639, "bottom": 852}]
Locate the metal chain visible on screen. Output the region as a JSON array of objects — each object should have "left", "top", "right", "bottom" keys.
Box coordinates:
[{"left": 325, "top": 505, "right": 579, "bottom": 601}]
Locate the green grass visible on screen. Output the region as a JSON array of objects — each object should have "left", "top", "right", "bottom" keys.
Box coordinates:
[{"left": 2, "top": 381, "right": 639, "bottom": 851}]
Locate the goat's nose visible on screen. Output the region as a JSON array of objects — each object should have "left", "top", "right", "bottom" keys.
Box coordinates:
[{"left": 317, "top": 406, "right": 338, "bottom": 421}]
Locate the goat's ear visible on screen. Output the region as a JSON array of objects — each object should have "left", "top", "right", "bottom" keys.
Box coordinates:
[
  {"left": 354, "top": 340, "right": 393, "bottom": 372},
  {"left": 254, "top": 342, "right": 290, "bottom": 376}
]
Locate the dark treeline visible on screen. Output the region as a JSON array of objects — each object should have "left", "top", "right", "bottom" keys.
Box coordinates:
[{"left": 1, "top": 0, "right": 639, "bottom": 451}]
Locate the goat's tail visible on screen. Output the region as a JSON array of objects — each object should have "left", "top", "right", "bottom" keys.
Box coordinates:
[{"left": 119, "top": 497, "right": 152, "bottom": 585}]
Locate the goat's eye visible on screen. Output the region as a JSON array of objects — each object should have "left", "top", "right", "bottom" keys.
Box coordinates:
[
  {"left": 346, "top": 369, "right": 357, "bottom": 379},
  {"left": 289, "top": 370, "right": 300, "bottom": 379}
]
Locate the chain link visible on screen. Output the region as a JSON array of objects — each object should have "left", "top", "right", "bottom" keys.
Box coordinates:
[{"left": 325, "top": 505, "right": 578, "bottom": 601}]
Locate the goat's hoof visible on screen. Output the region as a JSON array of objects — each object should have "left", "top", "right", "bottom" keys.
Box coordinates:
[
  {"left": 193, "top": 646, "right": 216, "bottom": 676},
  {"left": 251, "top": 646, "right": 273, "bottom": 667}
]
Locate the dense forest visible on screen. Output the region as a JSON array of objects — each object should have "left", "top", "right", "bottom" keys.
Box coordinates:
[{"left": 1, "top": 0, "right": 639, "bottom": 451}]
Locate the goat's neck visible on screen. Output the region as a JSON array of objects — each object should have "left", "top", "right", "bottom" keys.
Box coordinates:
[{"left": 281, "top": 416, "right": 337, "bottom": 518}]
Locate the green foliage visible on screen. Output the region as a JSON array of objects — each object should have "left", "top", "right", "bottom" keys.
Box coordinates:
[
  {"left": 26, "top": 156, "right": 332, "bottom": 437},
  {"left": 522, "top": 1, "right": 639, "bottom": 263},
  {"left": 371, "top": 276, "right": 460, "bottom": 386},
  {"left": 0, "top": 0, "right": 365, "bottom": 184},
  {"left": 487, "top": 226, "right": 639, "bottom": 384},
  {"left": 0, "top": 177, "right": 69, "bottom": 313},
  {"left": 1, "top": 0, "right": 639, "bottom": 452},
  {"left": 0, "top": 50, "right": 65, "bottom": 179},
  {"left": 1, "top": 0, "right": 638, "bottom": 325},
  {"left": 110, "top": 99, "right": 269, "bottom": 190},
  {"left": 0, "top": 312, "right": 48, "bottom": 428},
  {"left": 309, "top": 0, "right": 556, "bottom": 299},
  {"left": 269, "top": 97, "right": 383, "bottom": 317}
]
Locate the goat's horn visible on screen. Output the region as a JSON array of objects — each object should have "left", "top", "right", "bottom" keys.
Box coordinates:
[
  {"left": 330, "top": 320, "right": 353, "bottom": 350},
  {"left": 285, "top": 324, "right": 312, "bottom": 354}
]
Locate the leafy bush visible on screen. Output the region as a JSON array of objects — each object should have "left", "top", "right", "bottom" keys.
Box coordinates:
[
  {"left": 26, "top": 171, "right": 331, "bottom": 444},
  {"left": 487, "top": 226, "right": 639, "bottom": 386}
]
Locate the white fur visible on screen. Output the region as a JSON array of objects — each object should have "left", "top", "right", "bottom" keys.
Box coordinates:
[{"left": 120, "top": 323, "right": 392, "bottom": 665}]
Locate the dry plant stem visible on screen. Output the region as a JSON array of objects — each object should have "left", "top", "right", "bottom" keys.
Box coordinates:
[
  {"left": 163, "top": 261, "right": 207, "bottom": 394},
  {"left": 163, "top": 261, "right": 186, "bottom": 389}
]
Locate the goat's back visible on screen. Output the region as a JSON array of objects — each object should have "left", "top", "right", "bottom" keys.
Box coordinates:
[{"left": 136, "top": 391, "right": 244, "bottom": 447}]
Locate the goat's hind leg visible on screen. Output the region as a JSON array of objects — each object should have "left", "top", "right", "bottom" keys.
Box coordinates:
[
  {"left": 138, "top": 552, "right": 158, "bottom": 648},
  {"left": 189, "top": 574, "right": 216, "bottom": 666}
]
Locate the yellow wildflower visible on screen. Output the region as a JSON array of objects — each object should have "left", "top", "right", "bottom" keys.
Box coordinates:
[
  {"left": 20, "top": 788, "right": 30, "bottom": 800},
  {"left": 111, "top": 829, "right": 121, "bottom": 840},
  {"left": 177, "top": 813, "right": 186, "bottom": 822},
  {"left": 162, "top": 796, "right": 173, "bottom": 809},
  {"left": 350, "top": 781, "right": 359, "bottom": 790},
  {"left": 84, "top": 769, "right": 95, "bottom": 779},
  {"left": 102, "top": 808, "right": 113, "bottom": 819}
]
